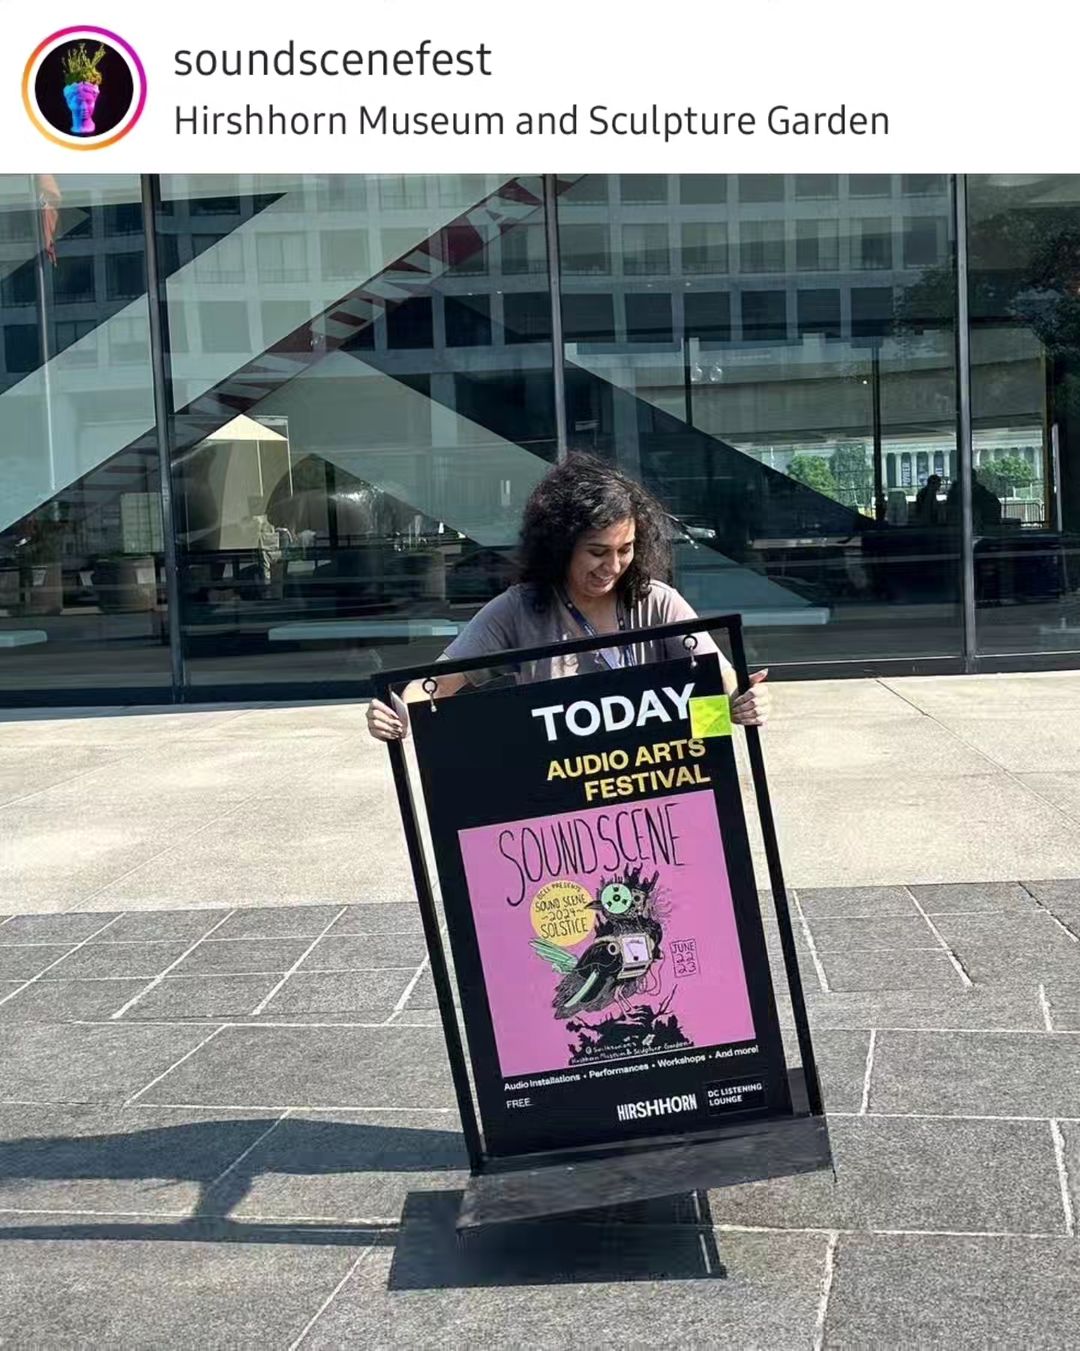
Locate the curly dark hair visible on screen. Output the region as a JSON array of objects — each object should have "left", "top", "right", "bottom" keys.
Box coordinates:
[{"left": 518, "top": 453, "right": 670, "bottom": 607}]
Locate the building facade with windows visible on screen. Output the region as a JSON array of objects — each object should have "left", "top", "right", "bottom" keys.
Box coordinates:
[{"left": 0, "top": 172, "right": 1077, "bottom": 703}]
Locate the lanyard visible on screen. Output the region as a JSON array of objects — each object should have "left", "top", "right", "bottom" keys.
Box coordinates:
[{"left": 557, "top": 588, "right": 636, "bottom": 670}]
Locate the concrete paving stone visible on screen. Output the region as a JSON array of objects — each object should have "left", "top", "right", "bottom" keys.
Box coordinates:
[
  {"left": 931, "top": 910, "right": 1076, "bottom": 950},
  {"left": 1057, "top": 1122, "right": 1080, "bottom": 1221},
  {"left": 330, "top": 902, "right": 424, "bottom": 935},
  {"left": 0, "top": 1228, "right": 372, "bottom": 1348},
  {"left": 402, "top": 972, "right": 439, "bottom": 1010},
  {"left": 806, "top": 917, "right": 936, "bottom": 954},
  {"left": 0, "top": 913, "right": 120, "bottom": 944},
  {"left": 1023, "top": 773, "right": 1080, "bottom": 827},
  {"left": 769, "top": 678, "right": 924, "bottom": 721},
  {"left": 824, "top": 1234, "right": 1080, "bottom": 1348},
  {"left": 820, "top": 950, "right": 960, "bottom": 994},
  {"left": 0, "top": 1103, "right": 283, "bottom": 1216},
  {"left": 1040, "top": 983, "right": 1080, "bottom": 1031},
  {"left": 9, "top": 768, "right": 253, "bottom": 815},
  {"left": 85, "top": 793, "right": 413, "bottom": 909},
  {"left": 774, "top": 775, "right": 1080, "bottom": 890},
  {"left": 0, "top": 746, "right": 125, "bottom": 806},
  {"left": 102, "top": 909, "right": 232, "bottom": 941},
  {"left": 0, "top": 793, "right": 253, "bottom": 911},
  {"left": 1042, "top": 903, "right": 1080, "bottom": 938},
  {"left": 398, "top": 971, "right": 465, "bottom": 1015},
  {"left": 0, "top": 979, "right": 146, "bottom": 1023},
  {"left": 908, "top": 881, "right": 1037, "bottom": 913},
  {"left": 759, "top": 717, "right": 996, "bottom": 783},
  {"left": 221, "top": 1110, "right": 467, "bottom": 1222},
  {"left": 175, "top": 937, "right": 313, "bottom": 976},
  {"left": 66, "top": 738, "right": 327, "bottom": 796},
  {"left": 932, "top": 715, "right": 1080, "bottom": 774},
  {"left": 795, "top": 888, "right": 917, "bottom": 921},
  {"left": 304, "top": 1208, "right": 827, "bottom": 1349},
  {"left": 0, "top": 706, "right": 251, "bottom": 745},
  {"left": 0, "top": 1023, "right": 215, "bottom": 1104},
  {"left": 787, "top": 987, "right": 1045, "bottom": 1032},
  {"left": 812, "top": 1029, "right": 872, "bottom": 1114},
  {"left": 254, "top": 971, "right": 412, "bottom": 1020},
  {"left": 705, "top": 1115, "right": 1065, "bottom": 1234},
  {"left": 0, "top": 944, "right": 77, "bottom": 980},
  {"left": 194, "top": 702, "right": 367, "bottom": 739},
  {"left": 302, "top": 934, "right": 428, "bottom": 971},
  {"left": 762, "top": 925, "right": 817, "bottom": 987},
  {"left": 957, "top": 944, "right": 1080, "bottom": 987},
  {"left": 928, "top": 912, "right": 1080, "bottom": 984},
  {"left": 391, "top": 1008, "right": 442, "bottom": 1027},
  {"left": 214, "top": 904, "right": 348, "bottom": 939},
  {"left": 1024, "top": 879, "right": 1080, "bottom": 906},
  {"left": 882, "top": 671, "right": 1080, "bottom": 717},
  {"left": 871, "top": 1029, "right": 1080, "bottom": 1117},
  {"left": 253, "top": 1014, "right": 402, "bottom": 1027},
  {"left": 136, "top": 1025, "right": 456, "bottom": 1110},
  {"left": 44, "top": 940, "right": 193, "bottom": 981},
  {"left": 122, "top": 975, "right": 281, "bottom": 1022}
]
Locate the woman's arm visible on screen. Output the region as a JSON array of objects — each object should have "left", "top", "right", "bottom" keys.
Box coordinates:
[
  {"left": 365, "top": 589, "right": 519, "bottom": 742},
  {"left": 659, "top": 584, "right": 770, "bottom": 728},
  {"left": 365, "top": 673, "right": 468, "bottom": 742},
  {"left": 723, "top": 664, "right": 770, "bottom": 728}
]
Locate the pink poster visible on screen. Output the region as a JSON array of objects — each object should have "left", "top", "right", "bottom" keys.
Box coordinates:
[{"left": 457, "top": 789, "right": 756, "bottom": 1078}]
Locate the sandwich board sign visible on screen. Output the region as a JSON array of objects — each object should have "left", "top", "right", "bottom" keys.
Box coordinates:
[{"left": 376, "top": 615, "right": 830, "bottom": 1227}]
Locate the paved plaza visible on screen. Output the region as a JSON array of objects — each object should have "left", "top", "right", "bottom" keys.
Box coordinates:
[{"left": 1, "top": 673, "right": 1079, "bottom": 1345}]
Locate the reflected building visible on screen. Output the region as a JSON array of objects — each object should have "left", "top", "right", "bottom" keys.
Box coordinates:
[{"left": 0, "top": 172, "right": 1077, "bottom": 702}]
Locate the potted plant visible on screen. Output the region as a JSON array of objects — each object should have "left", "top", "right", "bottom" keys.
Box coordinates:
[
  {"left": 16, "top": 517, "right": 65, "bottom": 617},
  {"left": 91, "top": 553, "right": 158, "bottom": 614},
  {"left": 61, "top": 42, "right": 106, "bottom": 135},
  {"left": 391, "top": 532, "right": 447, "bottom": 603}
]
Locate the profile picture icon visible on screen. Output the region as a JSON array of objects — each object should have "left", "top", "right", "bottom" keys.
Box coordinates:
[{"left": 23, "top": 27, "right": 146, "bottom": 149}]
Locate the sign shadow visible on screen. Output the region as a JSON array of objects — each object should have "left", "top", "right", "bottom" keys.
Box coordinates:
[{"left": 389, "top": 1189, "right": 727, "bottom": 1289}]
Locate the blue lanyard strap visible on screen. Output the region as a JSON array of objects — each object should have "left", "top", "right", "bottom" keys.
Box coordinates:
[{"left": 557, "top": 588, "right": 636, "bottom": 670}]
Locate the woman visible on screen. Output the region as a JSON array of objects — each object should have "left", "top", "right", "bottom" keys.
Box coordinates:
[{"left": 366, "top": 454, "right": 769, "bottom": 740}]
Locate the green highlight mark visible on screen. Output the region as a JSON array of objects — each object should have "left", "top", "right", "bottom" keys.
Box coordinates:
[{"left": 689, "top": 694, "right": 732, "bottom": 739}]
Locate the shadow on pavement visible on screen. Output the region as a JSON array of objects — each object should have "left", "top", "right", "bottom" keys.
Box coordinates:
[
  {"left": 0, "top": 1118, "right": 724, "bottom": 1284},
  {"left": 0, "top": 1116, "right": 466, "bottom": 1220}
]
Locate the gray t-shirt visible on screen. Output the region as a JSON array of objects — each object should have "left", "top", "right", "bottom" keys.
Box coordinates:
[{"left": 440, "top": 580, "right": 729, "bottom": 684}]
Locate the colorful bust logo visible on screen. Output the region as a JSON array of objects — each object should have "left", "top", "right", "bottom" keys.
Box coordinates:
[
  {"left": 23, "top": 27, "right": 146, "bottom": 149},
  {"left": 62, "top": 42, "right": 107, "bottom": 134}
]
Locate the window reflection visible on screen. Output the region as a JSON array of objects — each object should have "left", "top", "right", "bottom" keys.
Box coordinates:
[
  {"left": 5, "top": 170, "right": 1080, "bottom": 701},
  {"left": 0, "top": 175, "right": 167, "bottom": 695},
  {"left": 161, "top": 174, "right": 556, "bottom": 689},
  {"left": 558, "top": 173, "right": 961, "bottom": 667},
  {"left": 968, "top": 173, "right": 1080, "bottom": 652}
]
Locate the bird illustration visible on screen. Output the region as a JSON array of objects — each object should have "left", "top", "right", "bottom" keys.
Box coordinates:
[{"left": 529, "top": 868, "right": 664, "bottom": 1019}]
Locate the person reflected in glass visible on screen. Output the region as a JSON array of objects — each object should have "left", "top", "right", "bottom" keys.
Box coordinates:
[
  {"left": 946, "top": 470, "right": 1003, "bottom": 533},
  {"left": 366, "top": 453, "right": 769, "bottom": 741},
  {"left": 912, "top": 474, "right": 943, "bottom": 527}
]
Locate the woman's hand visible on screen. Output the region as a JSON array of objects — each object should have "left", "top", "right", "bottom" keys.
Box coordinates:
[
  {"left": 366, "top": 696, "right": 407, "bottom": 742},
  {"left": 730, "top": 669, "right": 770, "bottom": 728}
]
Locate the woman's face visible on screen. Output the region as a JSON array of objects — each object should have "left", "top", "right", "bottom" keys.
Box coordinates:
[{"left": 566, "top": 517, "right": 636, "bottom": 601}]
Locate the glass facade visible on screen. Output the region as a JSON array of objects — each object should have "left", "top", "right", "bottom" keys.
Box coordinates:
[
  {"left": 0, "top": 172, "right": 1077, "bottom": 704},
  {"left": 967, "top": 176, "right": 1080, "bottom": 656}
]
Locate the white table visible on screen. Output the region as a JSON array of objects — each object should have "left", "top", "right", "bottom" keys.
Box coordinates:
[
  {"left": 0, "top": 630, "right": 48, "bottom": 649},
  {"left": 268, "top": 620, "right": 464, "bottom": 642}
]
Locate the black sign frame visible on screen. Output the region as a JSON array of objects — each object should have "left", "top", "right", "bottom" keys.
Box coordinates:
[{"left": 374, "top": 613, "right": 830, "bottom": 1227}]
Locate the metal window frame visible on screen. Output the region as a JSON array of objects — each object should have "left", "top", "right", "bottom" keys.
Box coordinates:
[
  {"left": 127, "top": 172, "right": 990, "bottom": 705},
  {"left": 954, "top": 173, "right": 978, "bottom": 672},
  {"left": 140, "top": 173, "right": 186, "bottom": 698}
]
